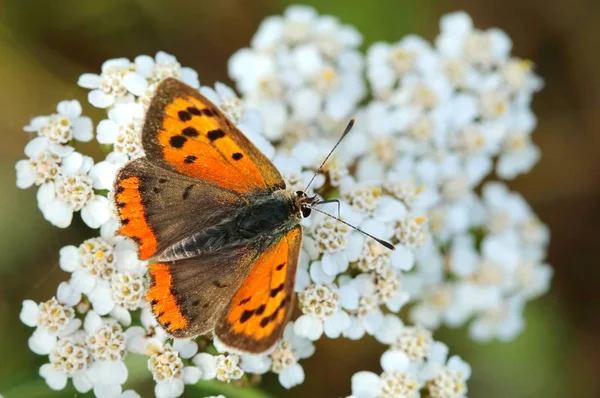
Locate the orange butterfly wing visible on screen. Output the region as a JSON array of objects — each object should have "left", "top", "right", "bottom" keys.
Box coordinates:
[
  {"left": 143, "top": 77, "right": 285, "bottom": 194},
  {"left": 215, "top": 225, "right": 302, "bottom": 353},
  {"left": 114, "top": 78, "right": 286, "bottom": 260}
]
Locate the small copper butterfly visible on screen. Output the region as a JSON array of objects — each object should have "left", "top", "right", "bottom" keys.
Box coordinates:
[{"left": 113, "top": 78, "right": 393, "bottom": 353}]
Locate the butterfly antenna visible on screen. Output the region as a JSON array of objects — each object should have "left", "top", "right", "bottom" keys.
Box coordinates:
[
  {"left": 308, "top": 206, "right": 395, "bottom": 251},
  {"left": 303, "top": 119, "right": 355, "bottom": 192}
]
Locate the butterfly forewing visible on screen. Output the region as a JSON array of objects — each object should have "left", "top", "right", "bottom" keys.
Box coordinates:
[{"left": 142, "top": 78, "right": 285, "bottom": 194}]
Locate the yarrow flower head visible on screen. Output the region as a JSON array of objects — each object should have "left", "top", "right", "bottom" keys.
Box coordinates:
[
  {"left": 16, "top": 5, "right": 550, "bottom": 398},
  {"left": 24, "top": 100, "right": 93, "bottom": 144}
]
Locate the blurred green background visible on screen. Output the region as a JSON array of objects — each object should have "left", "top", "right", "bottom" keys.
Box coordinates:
[{"left": 1, "top": 0, "right": 598, "bottom": 397}]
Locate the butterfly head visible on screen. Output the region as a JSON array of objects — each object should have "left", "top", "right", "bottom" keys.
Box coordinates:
[{"left": 294, "top": 191, "right": 319, "bottom": 219}]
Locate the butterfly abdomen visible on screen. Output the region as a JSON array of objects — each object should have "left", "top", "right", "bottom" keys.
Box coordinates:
[{"left": 158, "top": 190, "right": 298, "bottom": 262}]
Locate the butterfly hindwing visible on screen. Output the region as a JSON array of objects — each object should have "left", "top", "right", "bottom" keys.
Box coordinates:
[
  {"left": 142, "top": 78, "right": 285, "bottom": 194},
  {"left": 145, "top": 244, "right": 260, "bottom": 337},
  {"left": 114, "top": 158, "right": 244, "bottom": 260},
  {"left": 215, "top": 225, "right": 302, "bottom": 353}
]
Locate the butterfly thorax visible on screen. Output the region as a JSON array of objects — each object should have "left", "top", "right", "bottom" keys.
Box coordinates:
[{"left": 158, "top": 190, "right": 303, "bottom": 262}]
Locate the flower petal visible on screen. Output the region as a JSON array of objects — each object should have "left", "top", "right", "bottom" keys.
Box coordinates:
[{"left": 89, "top": 90, "right": 115, "bottom": 108}]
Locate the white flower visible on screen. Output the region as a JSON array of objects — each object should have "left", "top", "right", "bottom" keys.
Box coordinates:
[
  {"left": 60, "top": 235, "right": 146, "bottom": 316},
  {"left": 79, "top": 52, "right": 199, "bottom": 108},
  {"left": 96, "top": 103, "right": 146, "bottom": 159},
  {"left": 436, "top": 11, "right": 511, "bottom": 69},
  {"left": 32, "top": 150, "right": 111, "bottom": 229},
  {"left": 79, "top": 58, "right": 138, "bottom": 108},
  {"left": 296, "top": 284, "right": 350, "bottom": 339},
  {"left": 192, "top": 353, "right": 219, "bottom": 381},
  {"left": 392, "top": 325, "right": 433, "bottom": 362},
  {"left": 15, "top": 137, "right": 74, "bottom": 189},
  {"left": 111, "top": 270, "right": 146, "bottom": 311},
  {"left": 24, "top": 100, "right": 93, "bottom": 144},
  {"left": 125, "top": 306, "right": 169, "bottom": 356},
  {"left": 270, "top": 323, "right": 315, "bottom": 389},
  {"left": 214, "top": 354, "right": 244, "bottom": 383},
  {"left": 351, "top": 349, "right": 419, "bottom": 398},
  {"left": 394, "top": 214, "right": 428, "bottom": 248},
  {"left": 307, "top": 202, "right": 362, "bottom": 278},
  {"left": 83, "top": 311, "right": 129, "bottom": 394},
  {"left": 422, "top": 342, "right": 471, "bottom": 398},
  {"left": 469, "top": 296, "right": 525, "bottom": 342},
  {"left": 39, "top": 332, "right": 93, "bottom": 393},
  {"left": 148, "top": 345, "right": 201, "bottom": 398},
  {"left": 497, "top": 130, "right": 540, "bottom": 179},
  {"left": 20, "top": 296, "right": 81, "bottom": 356},
  {"left": 89, "top": 152, "right": 128, "bottom": 190},
  {"left": 342, "top": 275, "right": 386, "bottom": 339},
  {"left": 367, "top": 36, "right": 439, "bottom": 98}
]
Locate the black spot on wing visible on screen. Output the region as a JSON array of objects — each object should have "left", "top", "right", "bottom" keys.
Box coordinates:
[
  {"left": 213, "top": 280, "right": 228, "bottom": 288},
  {"left": 182, "top": 127, "right": 199, "bottom": 137},
  {"left": 170, "top": 135, "right": 187, "bottom": 148},
  {"left": 182, "top": 184, "right": 194, "bottom": 200},
  {"left": 240, "top": 309, "right": 254, "bottom": 323},
  {"left": 259, "top": 296, "right": 288, "bottom": 328},
  {"left": 239, "top": 297, "right": 251, "bottom": 305},
  {"left": 276, "top": 263, "right": 285, "bottom": 271},
  {"left": 158, "top": 178, "right": 168, "bottom": 184},
  {"left": 192, "top": 300, "right": 200, "bottom": 306},
  {"left": 270, "top": 283, "right": 284, "bottom": 297},
  {"left": 187, "top": 107, "right": 202, "bottom": 115},
  {"left": 184, "top": 155, "right": 197, "bottom": 164},
  {"left": 207, "top": 129, "right": 225, "bottom": 141},
  {"left": 178, "top": 110, "right": 191, "bottom": 121},
  {"left": 232, "top": 152, "right": 243, "bottom": 161},
  {"left": 203, "top": 108, "right": 216, "bottom": 117},
  {"left": 256, "top": 304, "right": 266, "bottom": 315}
]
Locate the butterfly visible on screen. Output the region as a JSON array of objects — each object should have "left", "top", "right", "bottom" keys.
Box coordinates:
[{"left": 113, "top": 77, "right": 393, "bottom": 353}]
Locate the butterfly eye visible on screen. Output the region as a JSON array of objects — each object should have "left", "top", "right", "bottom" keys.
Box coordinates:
[
  {"left": 296, "top": 191, "right": 307, "bottom": 198},
  {"left": 301, "top": 206, "right": 312, "bottom": 218}
]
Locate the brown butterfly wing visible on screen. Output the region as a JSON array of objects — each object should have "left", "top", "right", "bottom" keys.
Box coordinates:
[
  {"left": 142, "top": 77, "right": 285, "bottom": 194},
  {"left": 145, "top": 244, "right": 259, "bottom": 337},
  {"left": 114, "top": 158, "right": 245, "bottom": 260},
  {"left": 215, "top": 225, "right": 302, "bottom": 353}
]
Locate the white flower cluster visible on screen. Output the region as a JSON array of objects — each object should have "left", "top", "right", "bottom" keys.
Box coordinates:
[
  {"left": 229, "top": 5, "right": 365, "bottom": 144},
  {"left": 351, "top": 316, "right": 471, "bottom": 398},
  {"left": 16, "top": 100, "right": 112, "bottom": 228},
  {"left": 408, "top": 182, "right": 552, "bottom": 341},
  {"left": 16, "top": 5, "right": 551, "bottom": 398}
]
